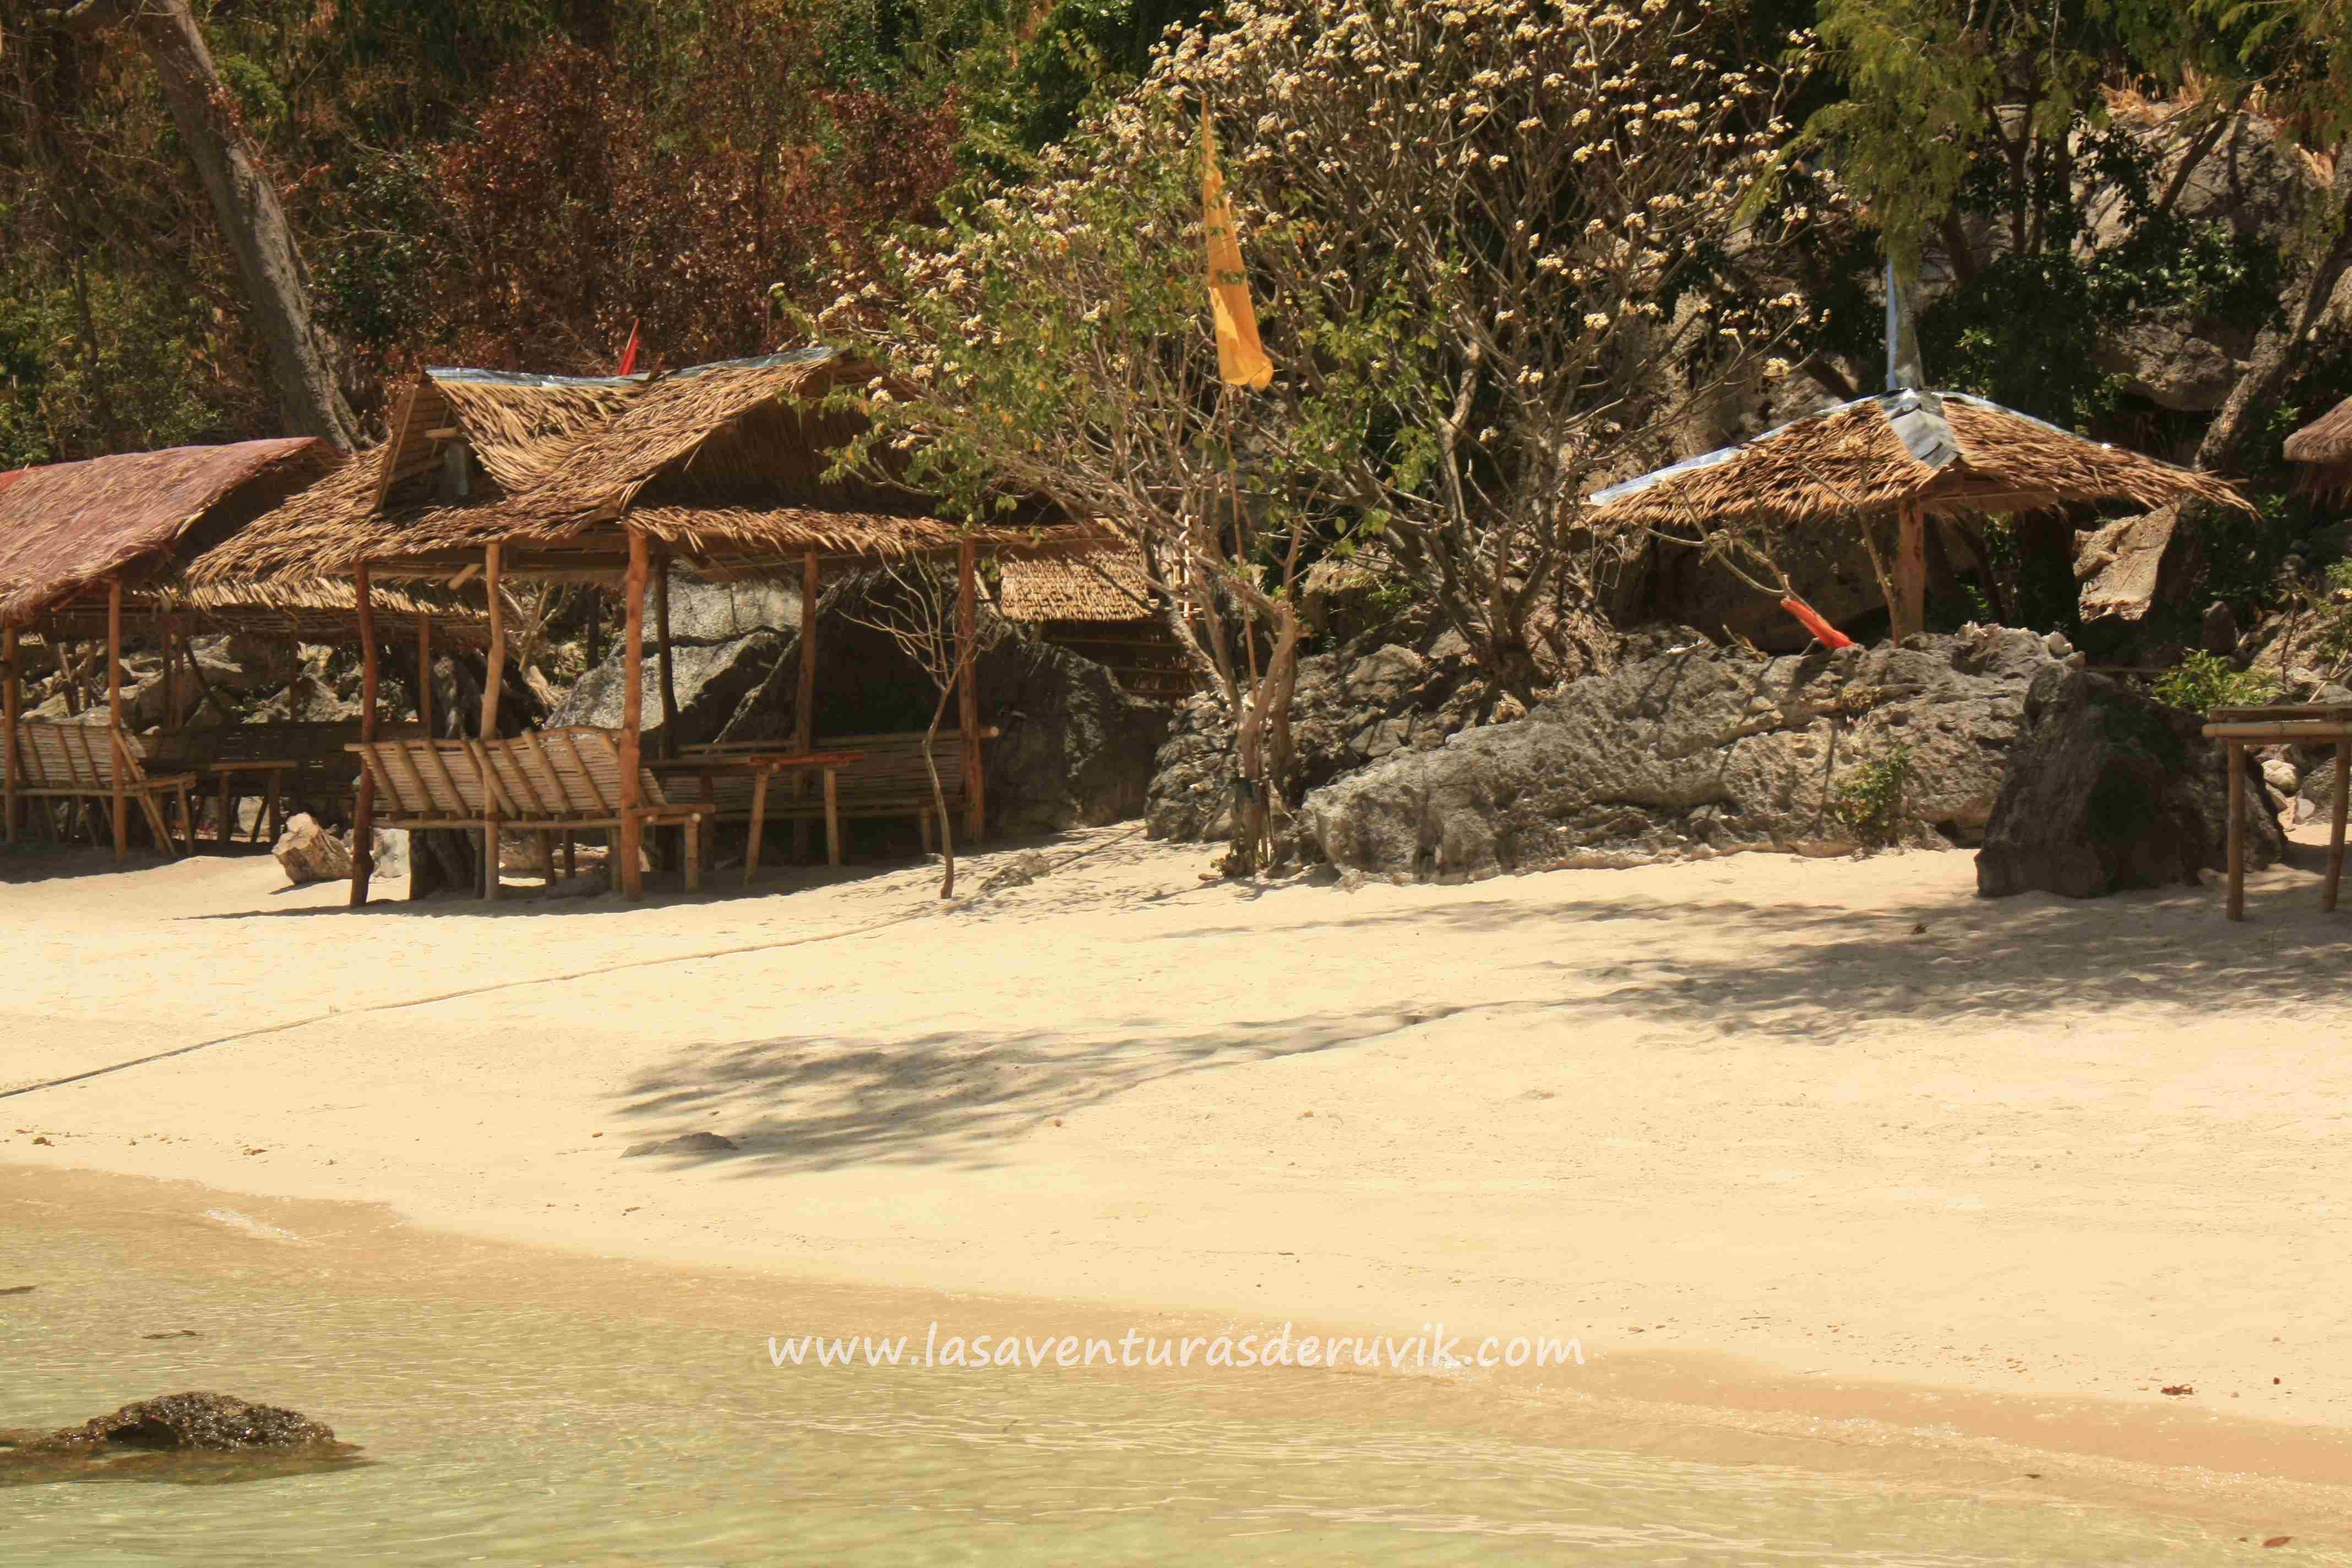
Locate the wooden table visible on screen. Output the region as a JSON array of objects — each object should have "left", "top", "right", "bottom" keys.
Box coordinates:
[
  {"left": 2202, "top": 704, "right": 2352, "bottom": 920},
  {"left": 650, "top": 749, "right": 865, "bottom": 886},
  {"left": 207, "top": 758, "right": 291, "bottom": 846}
]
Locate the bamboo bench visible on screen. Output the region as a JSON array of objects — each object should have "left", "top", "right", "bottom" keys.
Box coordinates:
[
  {"left": 8, "top": 721, "right": 198, "bottom": 858},
  {"left": 349, "top": 727, "right": 716, "bottom": 899},
  {"left": 677, "top": 729, "right": 988, "bottom": 852}
]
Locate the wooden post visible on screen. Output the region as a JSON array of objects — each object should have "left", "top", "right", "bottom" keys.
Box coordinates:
[
  {"left": 479, "top": 543, "right": 505, "bottom": 739},
  {"left": 416, "top": 612, "right": 433, "bottom": 738},
  {"left": 108, "top": 579, "right": 127, "bottom": 863},
  {"left": 1894, "top": 501, "right": 1928, "bottom": 642},
  {"left": 2326, "top": 738, "right": 2350, "bottom": 915},
  {"left": 351, "top": 562, "right": 380, "bottom": 907},
  {"left": 793, "top": 550, "right": 819, "bottom": 862},
  {"left": 2226, "top": 739, "right": 2247, "bottom": 922},
  {"left": 957, "top": 538, "right": 984, "bottom": 843},
  {"left": 162, "top": 620, "right": 179, "bottom": 729},
  {"left": 619, "top": 531, "right": 649, "bottom": 898},
  {"left": 655, "top": 554, "right": 678, "bottom": 760},
  {"left": 3, "top": 625, "right": 17, "bottom": 845}
]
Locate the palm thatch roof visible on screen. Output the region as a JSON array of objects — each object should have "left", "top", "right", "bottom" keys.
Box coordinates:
[
  {"left": 193, "top": 349, "right": 1111, "bottom": 585},
  {"left": 1585, "top": 389, "right": 2252, "bottom": 530},
  {"left": 999, "top": 545, "right": 1159, "bottom": 622},
  {"left": 2285, "top": 393, "right": 2352, "bottom": 496},
  {"left": 0, "top": 439, "right": 342, "bottom": 627}
]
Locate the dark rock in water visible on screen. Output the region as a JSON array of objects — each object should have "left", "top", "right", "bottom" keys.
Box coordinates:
[
  {"left": 1975, "top": 667, "right": 2284, "bottom": 899},
  {"left": 141, "top": 1330, "right": 201, "bottom": 1341},
  {"left": 40, "top": 1393, "right": 336, "bottom": 1453},
  {"left": 1302, "top": 628, "right": 2060, "bottom": 882},
  {"left": 623, "top": 1130, "right": 739, "bottom": 1157},
  {"left": 0, "top": 1285, "right": 34, "bottom": 1296}
]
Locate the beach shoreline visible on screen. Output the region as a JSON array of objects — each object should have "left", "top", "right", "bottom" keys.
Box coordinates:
[{"left": 6, "top": 827, "right": 2349, "bottom": 1515}]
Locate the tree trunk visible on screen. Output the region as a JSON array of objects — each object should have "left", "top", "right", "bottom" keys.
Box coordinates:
[
  {"left": 62, "top": 0, "right": 359, "bottom": 450},
  {"left": 2196, "top": 164, "right": 2352, "bottom": 474}
]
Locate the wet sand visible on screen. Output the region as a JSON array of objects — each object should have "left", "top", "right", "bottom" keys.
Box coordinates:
[{"left": 3, "top": 826, "right": 2349, "bottom": 1512}]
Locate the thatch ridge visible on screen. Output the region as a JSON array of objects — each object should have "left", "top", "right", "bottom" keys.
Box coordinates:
[
  {"left": 0, "top": 439, "right": 341, "bottom": 626},
  {"left": 1585, "top": 390, "right": 2252, "bottom": 530},
  {"left": 1000, "top": 545, "right": 1158, "bottom": 622}
]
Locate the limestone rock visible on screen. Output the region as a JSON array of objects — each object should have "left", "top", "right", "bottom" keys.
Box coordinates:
[
  {"left": 2090, "top": 319, "right": 2248, "bottom": 413},
  {"left": 1976, "top": 667, "right": 2284, "bottom": 899},
  {"left": 2262, "top": 756, "right": 2300, "bottom": 796},
  {"left": 1148, "top": 627, "right": 1485, "bottom": 849},
  {"left": 1301, "top": 628, "right": 2058, "bottom": 882},
  {"left": 272, "top": 814, "right": 351, "bottom": 884}
]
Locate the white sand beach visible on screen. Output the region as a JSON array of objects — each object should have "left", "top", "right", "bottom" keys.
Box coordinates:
[{"left": 6, "top": 829, "right": 2351, "bottom": 1498}]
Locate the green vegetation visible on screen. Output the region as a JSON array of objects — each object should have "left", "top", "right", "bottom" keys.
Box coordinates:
[
  {"left": 1834, "top": 742, "right": 1915, "bottom": 850},
  {"left": 2152, "top": 651, "right": 2285, "bottom": 712}
]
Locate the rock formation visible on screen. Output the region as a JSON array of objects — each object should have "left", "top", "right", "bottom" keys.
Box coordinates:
[
  {"left": 1977, "top": 667, "right": 2286, "bottom": 897},
  {"left": 1299, "top": 628, "right": 2064, "bottom": 882}
]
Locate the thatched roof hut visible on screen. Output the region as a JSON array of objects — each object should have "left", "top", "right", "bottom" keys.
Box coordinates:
[
  {"left": 0, "top": 439, "right": 491, "bottom": 643},
  {"left": 193, "top": 349, "right": 1108, "bottom": 586},
  {"left": 1585, "top": 388, "right": 2253, "bottom": 639},
  {"left": 1587, "top": 390, "right": 2251, "bottom": 529},
  {"left": 2285, "top": 393, "right": 2352, "bottom": 495}
]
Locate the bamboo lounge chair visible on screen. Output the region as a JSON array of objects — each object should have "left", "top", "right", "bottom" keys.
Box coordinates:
[
  {"left": 349, "top": 726, "right": 715, "bottom": 899},
  {"left": 8, "top": 720, "right": 198, "bottom": 856}
]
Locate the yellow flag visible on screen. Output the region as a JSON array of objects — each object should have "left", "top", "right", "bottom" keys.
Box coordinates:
[{"left": 1201, "top": 105, "right": 1273, "bottom": 390}]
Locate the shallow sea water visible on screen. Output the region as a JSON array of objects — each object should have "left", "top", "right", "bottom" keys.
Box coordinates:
[{"left": 1, "top": 1178, "right": 2336, "bottom": 1565}]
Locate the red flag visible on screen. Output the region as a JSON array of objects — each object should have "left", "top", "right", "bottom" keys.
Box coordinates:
[{"left": 617, "top": 320, "right": 642, "bottom": 377}]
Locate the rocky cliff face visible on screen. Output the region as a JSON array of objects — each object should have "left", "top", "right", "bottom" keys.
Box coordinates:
[
  {"left": 1145, "top": 628, "right": 1490, "bottom": 847},
  {"left": 1299, "top": 628, "right": 2066, "bottom": 883}
]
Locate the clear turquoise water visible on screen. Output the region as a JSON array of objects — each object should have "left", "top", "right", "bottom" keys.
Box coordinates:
[{"left": 1, "top": 1185, "right": 2332, "bottom": 1565}]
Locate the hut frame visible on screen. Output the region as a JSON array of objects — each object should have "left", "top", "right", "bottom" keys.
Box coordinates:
[{"left": 189, "top": 350, "right": 1119, "bottom": 903}]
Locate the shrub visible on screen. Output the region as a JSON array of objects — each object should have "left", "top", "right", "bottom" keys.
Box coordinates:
[
  {"left": 2152, "top": 651, "right": 2282, "bottom": 714},
  {"left": 1833, "top": 742, "right": 1913, "bottom": 849}
]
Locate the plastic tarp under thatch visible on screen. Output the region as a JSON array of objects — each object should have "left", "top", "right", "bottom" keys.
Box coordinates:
[
  {"left": 1585, "top": 389, "right": 2252, "bottom": 530},
  {"left": 999, "top": 545, "right": 1157, "bottom": 622},
  {"left": 0, "top": 439, "right": 342, "bottom": 626}
]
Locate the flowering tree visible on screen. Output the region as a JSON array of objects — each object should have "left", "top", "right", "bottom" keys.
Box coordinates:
[{"left": 818, "top": 0, "right": 1821, "bottom": 863}]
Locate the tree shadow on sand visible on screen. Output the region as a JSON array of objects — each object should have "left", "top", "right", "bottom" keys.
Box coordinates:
[{"left": 610, "top": 1004, "right": 1478, "bottom": 1176}]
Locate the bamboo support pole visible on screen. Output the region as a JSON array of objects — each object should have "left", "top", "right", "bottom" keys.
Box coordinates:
[
  {"left": 793, "top": 550, "right": 818, "bottom": 863},
  {"left": 416, "top": 612, "right": 433, "bottom": 738},
  {"left": 1895, "top": 501, "right": 1928, "bottom": 642},
  {"left": 2328, "top": 741, "right": 2350, "bottom": 914},
  {"left": 619, "top": 531, "right": 649, "bottom": 898},
  {"left": 351, "top": 563, "right": 380, "bottom": 907},
  {"left": 2227, "top": 740, "right": 2247, "bottom": 922},
  {"left": 480, "top": 543, "right": 505, "bottom": 739},
  {"left": 162, "top": 620, "right": 179, "bottom": 729},
  {"left": 3, "top": 625, "right": 17, "bottom": 844},
  {"left": 655, "top": 555, "right": 678, "bottom": 761},
  {"left": 957, "top": 538, "right": 984, "bottom": 843},
  {"left": 108, "top": 579, "right": 127, "bottom": 862}
]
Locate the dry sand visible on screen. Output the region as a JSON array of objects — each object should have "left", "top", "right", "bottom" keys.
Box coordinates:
[{"left": 4, "top": 825, "right": 2350, "bottom": 1493}]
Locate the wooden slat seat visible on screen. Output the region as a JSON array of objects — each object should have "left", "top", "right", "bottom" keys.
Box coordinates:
[
  {"left": 679, "top": 730, "right": 983, "bottom": 826},
  {"left": 8, "top": 720, "right": 197, "bottom": 857},
  {"left": 349, "top": 726, "right": 715, "bottom": 898}
]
